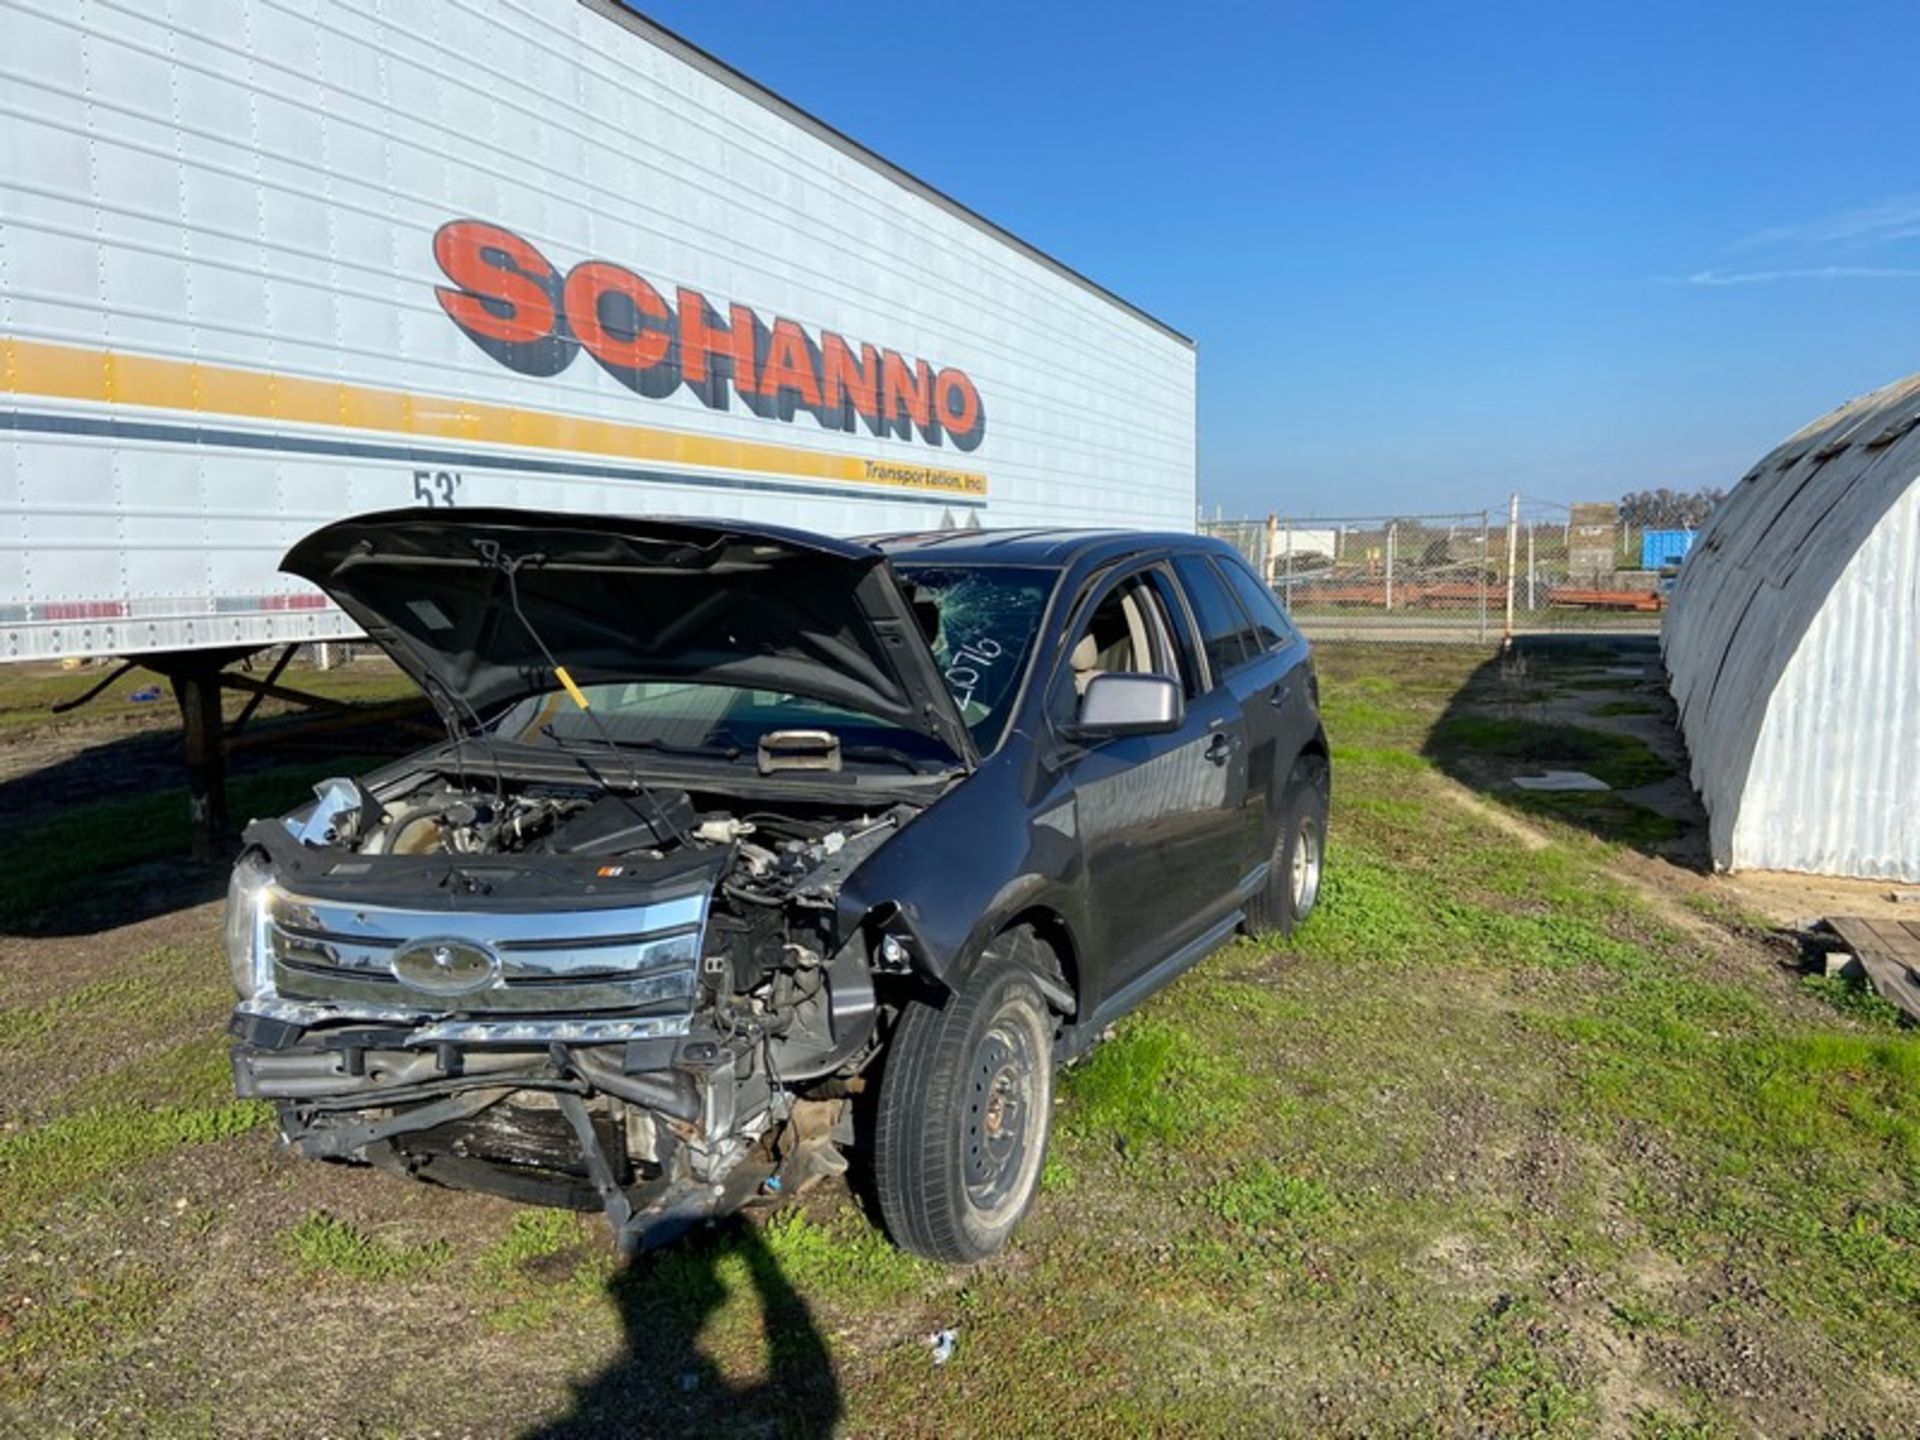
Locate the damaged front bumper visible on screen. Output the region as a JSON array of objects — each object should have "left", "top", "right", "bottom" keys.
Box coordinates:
[
  {"left": 232, "top": 1004, "right": 843, "bottom": 1252},
  {"left": 226, "top": 846, "right": 849, "bottom": 1251}
]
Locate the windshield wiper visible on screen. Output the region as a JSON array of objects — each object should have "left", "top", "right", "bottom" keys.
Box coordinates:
[{"left": 538, "top": 725, "right": 742, "bottom": 762}]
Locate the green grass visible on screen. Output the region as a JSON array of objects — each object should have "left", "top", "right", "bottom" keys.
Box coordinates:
[
  {"left": 1679, "top": 890, "right": 1776, "bottom": 934},
  {"left": 5, "top": 641, "right": 1920, "bottom": 1434},
  {"left": 1060, "top": 1015, "right": 1253, "bottom": 1151},
  {"left": 0, "top": 947, "right": 218, "bottom": 1046},
  {"left": 284, "top": 1211, "right": 453, "bottom": 1281},
  {"left": 0, "top": 1099, "right": 271, "bottom": 1228},
  {"left": 0, "top": 660, "right": 418, "bottom": 736},
  {"left": 756, "top": 1208, "right": 933, "bottom": 1302},
  {"left": 1429, "top": 714, "right": 1673, "bottom": 789},
  {"left": 0, "top": 757, "right": 390, "bottom": 930},
  {"left": 1202, "top": 1160, "right": 1333, "bottom": 1231},
  {"left": 471, "top": 1209, "right": 608, "bottom": 1332},
  {"left": 1463, "top": 1296, "right": 1591, "bottom": 1437},
  {"left": 478, "top": 1207, "right": 588, "bottom": 1279},
  {"left": 1590, "top": 699, "right": 1662, "bottom": 717},
  {"left": 0, "top": 1266, "right": 172, "bottom": 1399},
  {"left": 1506, "top": 789, "right": 1685, "bottom": 847},
  {"left": 1800, "top": 971, "right": 1911, "bottom": 1028}
]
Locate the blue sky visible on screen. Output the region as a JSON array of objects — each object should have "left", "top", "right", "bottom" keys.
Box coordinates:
[{"left": 635, "top": 1, "right": 1920, "bottom": 516}]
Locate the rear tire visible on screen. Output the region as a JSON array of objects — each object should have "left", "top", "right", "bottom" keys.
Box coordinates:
[
  {"left": 873, "top": 931, "right": 1056, "bottom": 1263},
  {"left": 1246, "top": 753, "right": 1330, "bottom": 938}
]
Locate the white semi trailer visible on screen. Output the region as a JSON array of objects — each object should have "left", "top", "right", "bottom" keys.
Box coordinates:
[
  {"left": 1, "top": 0, "right": 1199, "bottom": 666},
  {"left": 0, "top": 0, "right": 1196, "bottom": 840}
]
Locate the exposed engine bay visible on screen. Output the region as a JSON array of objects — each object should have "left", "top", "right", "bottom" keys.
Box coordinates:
[{"left": 227, "top": 763, "right": 921, "bottom": 1251}]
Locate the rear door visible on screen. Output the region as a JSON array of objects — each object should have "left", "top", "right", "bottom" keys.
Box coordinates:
[
  {"left": 1168, "top": 553, "right": 1270, "bottom": 889},
  {"left": 1213, "top": 553, "right": 1319, "bottom": 851}
]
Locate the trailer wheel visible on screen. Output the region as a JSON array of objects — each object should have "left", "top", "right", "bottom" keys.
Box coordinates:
[
  {"left": 1246, "top": 753, "right": 1330, "bottom": 938},
  {"left": 873, "top": 933, "right": 1055, "bottom": 1263}
]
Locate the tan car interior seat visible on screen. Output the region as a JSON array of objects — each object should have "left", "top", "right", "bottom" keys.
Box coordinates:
[{"left": 1071, "top": 587, "right": 1156, "bottom": 694}]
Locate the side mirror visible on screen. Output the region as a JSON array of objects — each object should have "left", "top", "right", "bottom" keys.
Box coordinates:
[{"left": 1069, "top": 673, "right": 1183, "bottom": 739}]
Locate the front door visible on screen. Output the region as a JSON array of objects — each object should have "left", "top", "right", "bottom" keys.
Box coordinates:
[{"left": 1054, "top": 568, "right": 1249, "bottom": 995}]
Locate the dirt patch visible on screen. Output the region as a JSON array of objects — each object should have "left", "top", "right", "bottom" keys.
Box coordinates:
[
  {"left": 0, "top": 900, "right": 223, "bottom": 1010},
  {"left": 1721, "top": 868, "right": 1920, "bottom": 929},
  {"left": 1437, "top": 779, "right": 1551, "bottom": 851}
]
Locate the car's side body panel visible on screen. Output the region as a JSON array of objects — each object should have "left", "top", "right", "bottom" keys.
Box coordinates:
[{"left": 837, "top": 534, "right": 1322, "bottom": 1026}]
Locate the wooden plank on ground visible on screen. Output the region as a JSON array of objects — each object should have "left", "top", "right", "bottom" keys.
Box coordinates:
[{"left": 1827, "top": 915, "right": 1920, "bottom": 1021}]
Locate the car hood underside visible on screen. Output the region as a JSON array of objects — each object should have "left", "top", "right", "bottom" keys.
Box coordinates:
[{"left": 282, "top": 508, "right": 976, "bottom": 764}]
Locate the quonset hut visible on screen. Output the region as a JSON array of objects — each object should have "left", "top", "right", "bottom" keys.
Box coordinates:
[{"left": 1664, "top": 375, "right": 1920, "bottom": 881}]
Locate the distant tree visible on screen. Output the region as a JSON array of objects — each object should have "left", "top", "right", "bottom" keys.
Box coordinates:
[{"left": 1618, "top": 487, "right": 1724, "bottom": 529}]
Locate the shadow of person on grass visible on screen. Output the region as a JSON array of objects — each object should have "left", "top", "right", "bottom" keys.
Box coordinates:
[{"left": 525, "top": 1218, "right": 841, "bottom": 1440}]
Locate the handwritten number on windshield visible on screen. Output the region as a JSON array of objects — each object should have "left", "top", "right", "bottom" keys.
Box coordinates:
[{"left": 944, "top": 636, "right": 1003, "bottom": 709}]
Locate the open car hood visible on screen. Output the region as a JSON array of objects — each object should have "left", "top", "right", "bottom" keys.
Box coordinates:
[{"left": 282, "top": 509, "right": 977, "bottom": 767}]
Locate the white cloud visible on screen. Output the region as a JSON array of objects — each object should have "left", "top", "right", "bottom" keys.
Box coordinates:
[
  {"left": 1731, "top": 195, "right": 1920, "bottom": 254},
  {"left": 1675, "top": 265, "right": 1920, "bottom": 286}
]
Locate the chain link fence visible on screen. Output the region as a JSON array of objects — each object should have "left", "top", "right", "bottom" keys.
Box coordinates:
[{"left": 1200, "top": 499, "right": 1667, "bottom": 644}]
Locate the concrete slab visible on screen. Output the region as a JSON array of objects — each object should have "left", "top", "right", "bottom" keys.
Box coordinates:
[{"left": 1513, "top": 770, "right": 1612, "bottom": 792}]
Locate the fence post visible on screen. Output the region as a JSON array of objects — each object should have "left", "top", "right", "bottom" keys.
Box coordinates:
[
  {"left": 1503, "top": 494, "right": 1519, "bottom": 647},
  {"left": 1527, "top": 523, "right": 1536, "bottom": 611},
  {"left": 1264, "top": 513, "right": 1279, "bottom": 585},
  {"left": 1283, "top": 519, "right": 1295, "bottom": 609},
  {"left": 1385, "top": 521, "right": 1396, "bottom": 611},
  {"left": 1478, "top": 510, "right": 1490, "bottom": 643}
]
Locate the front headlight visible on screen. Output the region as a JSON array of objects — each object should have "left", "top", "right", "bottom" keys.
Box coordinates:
[{"left": 224, "top": 850, "right": 276, "bottom": 999}]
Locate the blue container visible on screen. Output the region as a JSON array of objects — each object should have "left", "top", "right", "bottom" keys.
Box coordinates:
[{"left": 1641, "top": 529, "right": 1696, "bottom": 569}]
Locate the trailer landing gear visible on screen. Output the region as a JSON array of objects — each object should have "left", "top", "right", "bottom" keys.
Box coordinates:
[{"left": 51, "top": 644, "right": 434, "bottom": 862}]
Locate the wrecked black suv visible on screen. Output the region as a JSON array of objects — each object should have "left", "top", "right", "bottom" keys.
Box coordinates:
[{"left": 226, "top": 511, "right": 1329, "bottom": 1261}]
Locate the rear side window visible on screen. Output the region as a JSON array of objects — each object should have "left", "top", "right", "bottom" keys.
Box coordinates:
[
  {"left": 1172, "top": 554, "right": 1257, "bottom": 681},
  {"left": 1218, "top": 557, "right": 1297, "bottom": 654}
]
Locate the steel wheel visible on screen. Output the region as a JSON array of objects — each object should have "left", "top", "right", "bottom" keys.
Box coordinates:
[
  {"left": 873, "top": 934, "right": 1059, "bottom": 1262},
  {"left": 963, "top": 1016, "right": 1042, "bottom": 1220},
  {"left": 1290, "top": 812, "right": 1324, "bottom": 919}
]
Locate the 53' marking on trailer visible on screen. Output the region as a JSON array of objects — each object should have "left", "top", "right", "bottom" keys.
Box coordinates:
[{"left": 412, "top": 470, "right": 463, "bottom": 507}]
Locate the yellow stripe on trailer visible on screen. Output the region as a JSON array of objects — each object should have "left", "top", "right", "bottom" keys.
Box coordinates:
[{"left": 0, "top": 336, "right": 988, "bottom": 499}]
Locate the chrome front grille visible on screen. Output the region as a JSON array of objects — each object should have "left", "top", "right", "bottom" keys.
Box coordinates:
[{"left": 261, "top": 887, "right": 707, "bottom": 1017}]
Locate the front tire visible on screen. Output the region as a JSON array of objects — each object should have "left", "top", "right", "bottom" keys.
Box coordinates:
[
  {"left": 1246, "top": 753, "right": 1331, "bottom": 938},
  {"left": 873, "top": 934, "right": 1056, "bottom": 1263}
]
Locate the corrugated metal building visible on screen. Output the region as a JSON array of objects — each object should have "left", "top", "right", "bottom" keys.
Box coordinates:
[{"left": 1664, "top": 375, "right": 1920, "bottom": 880}]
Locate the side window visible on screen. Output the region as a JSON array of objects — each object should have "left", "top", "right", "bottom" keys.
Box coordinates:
[
  {"left": 1146, "top": 569, "right": 1203, "bottom": 698},
  {"left": 1217, "top": 556, "right": 1297, "bottom": 654},
  {"left": 1172, "top": 553, "right": 1257, "bottom": 682},
  {"left": 1051, "top": 573, "right": 1181, "bottom": 727}
]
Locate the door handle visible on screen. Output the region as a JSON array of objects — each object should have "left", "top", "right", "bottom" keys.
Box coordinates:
[
  {"left": 1269, "top": 684, "right": 1291, "bottom": 708},
  {"left": 1205, "top": 732, "right": 1234, "bottom": 766}
]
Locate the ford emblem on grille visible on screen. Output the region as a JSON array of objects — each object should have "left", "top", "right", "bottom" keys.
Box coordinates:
[{"left": 391, "top": 937, "right": 500, "bottom": 996}]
